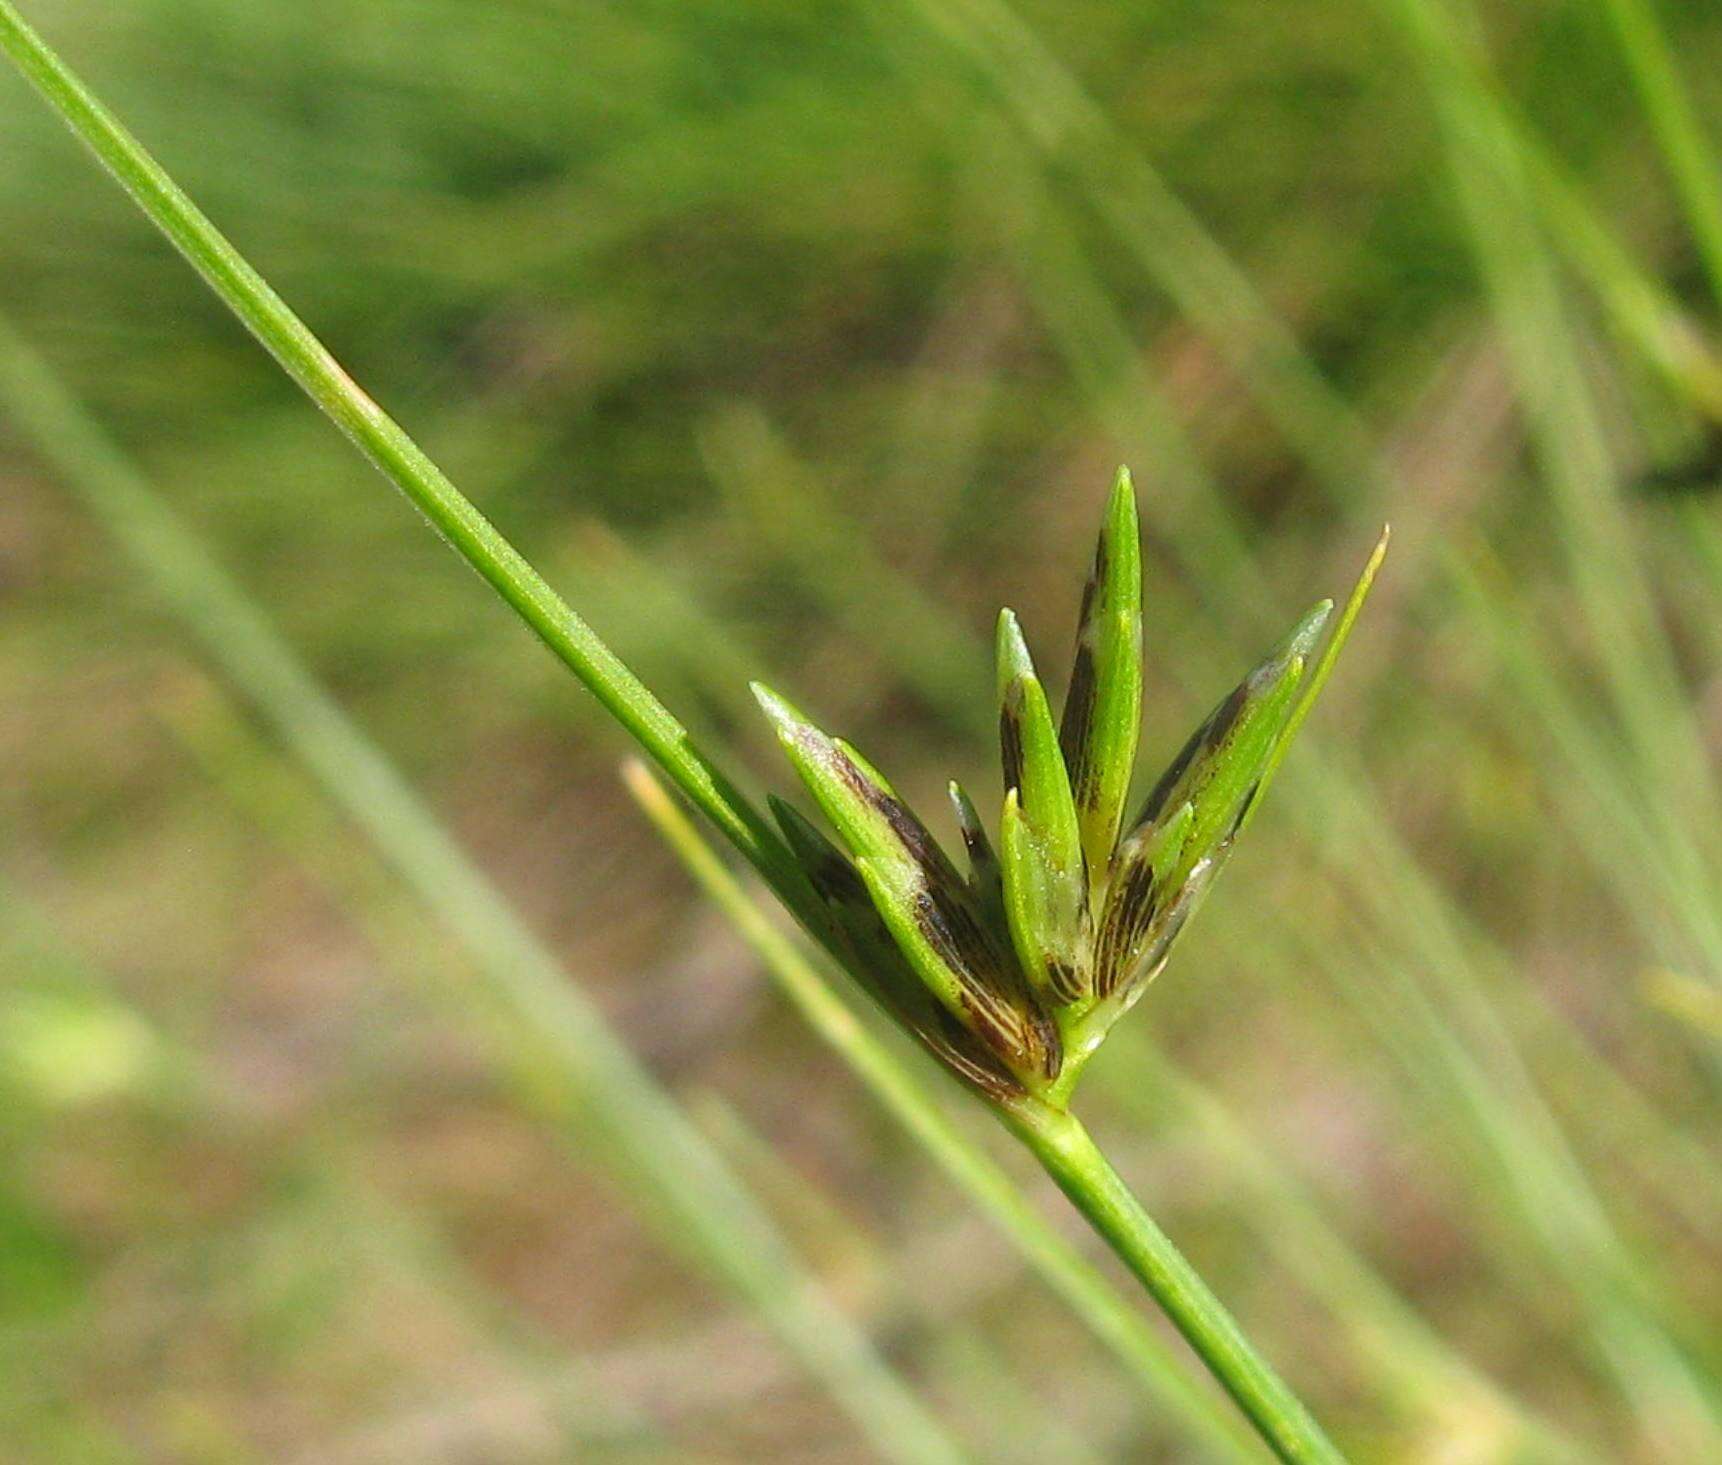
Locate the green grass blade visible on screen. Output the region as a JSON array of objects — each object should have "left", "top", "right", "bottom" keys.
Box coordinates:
[
  {"left": 1596, "top": 0, "right": 1722, "bottom": 310},
  {"left": 1364, "top": 0, "right": 1722, "bottom": 423},
  {"left": 1386, "top": 0, "right": 1722, "bottom": 864},
  {"left": 875, "top": 0, "right": 1385, "bottom": 506}
]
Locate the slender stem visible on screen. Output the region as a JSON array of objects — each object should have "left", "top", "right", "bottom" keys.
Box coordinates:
[
  {"left": 1005, "top": 1102, "right": 1346, "bottom": 1465},
  {"left": 0, "top": 0, "right": 806, "bottom": 912},
  {"left": 1108, "top": 1032, "right": 1598, "bottom": 1463},
  {"left": 622, "top": 762, "right": 1263, "bottom": 1461}
]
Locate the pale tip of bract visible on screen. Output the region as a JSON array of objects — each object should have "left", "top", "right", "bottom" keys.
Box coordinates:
[
  {"left": 999, "top": 785, "right": 1028, "bottom": 871},
  {"left": 1353, "top": 525, "right": 1391, "bottom": 607},
  {"left": 996, "top": 607, "right": 1035, "bottom": 689},
  {"left": 1103, "top": 466, "right": 1138, "bottom": 544},
  {"left": 750, "top": 680, "right": 805, "bottom": 737},
  {"left": 1281, "top": 599, "right": 1333, "bottom": 664}
]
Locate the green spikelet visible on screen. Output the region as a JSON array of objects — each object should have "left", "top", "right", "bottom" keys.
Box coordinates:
[
  {"left": 1060, "top": 468, "right": 1143, "bottom": 887},
  {"left": 997, "top": 609, "right": 1091, "bottom": 1004}
]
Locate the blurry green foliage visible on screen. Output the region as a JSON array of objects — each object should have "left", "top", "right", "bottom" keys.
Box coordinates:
[{"left": 3, "top": 0, "right": 1722, "bottom": 1458}]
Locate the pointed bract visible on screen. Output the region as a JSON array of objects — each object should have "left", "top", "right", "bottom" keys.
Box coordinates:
[
  {"left": 769, "top": 794, "right": 875, "bottom": 941},
  {"left": 1000, "top": 789, "right": 1090, "bottom": 1003},
  {"left": 1133, "top": 602, "right": 1327, "bottom": 894},
  {"left": 858, "top": 854, "right": 1060, "bottom": 1080},
  {"left": 949, "top": 780, "right": 1006, "bottom": 931},
  {"left": 1110, "top": 850, "right": 1222, "bottom": 1006},
  {"left": 997, "top": 610, "right": 1091, "bottom": 1002},
  {"left": 756, "top": 683, "right": 938, "bottom": 876},
  {"left": 1060, "top": 469, "right": 1143, "bottom": 884},
  {"left": 755, "top": 682, "right": 1060, "bottom": 1083},
  {"left": 997, "top": 611, "right": 1085, "bottom": 881},
  {"left": 771, "top": 796, "right": 1026, "bottom": 1100},
  {"left": 1093, "top": 800, "right": 1192, "bottom": 997},
  {"left": 1233, "top": 526, "right": 1390, "bottom": 841}
]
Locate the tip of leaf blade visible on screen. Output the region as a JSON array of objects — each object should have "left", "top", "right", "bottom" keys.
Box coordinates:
[
  {"left": 1236, "top": 528, "right": 1390, "bottom": 837},
  {"left": 618, "top": 755, "right": 661, "bottom": 807}
]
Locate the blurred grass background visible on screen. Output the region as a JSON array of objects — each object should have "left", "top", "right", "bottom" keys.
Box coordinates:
[{"left": 2, "top": 0, "right": 1721, "bottom": 1459}]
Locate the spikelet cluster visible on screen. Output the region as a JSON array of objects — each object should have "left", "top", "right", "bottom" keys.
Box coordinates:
[{"left": 757, "top": 471, "right": 1375, "bottom": 1104}]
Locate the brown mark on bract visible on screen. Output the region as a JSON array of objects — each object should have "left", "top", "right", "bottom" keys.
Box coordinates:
[
  {"left": 913, "top": 885, "right": 1061, "bottom": 1079},
  {"left": 1136, "top": 680, "right": 1249, "bottom": 829},
  {"left": 1094, "top": 846, "right": 1160, "bottom": 996},
  {"left": 930, "top": 1009, "right": 1027, "bottom": 1101},
  {"left": 1044, "top": 954, "right": 1086, "bottom": 1005},
  {"left": 999, "top": 696, "right": 1025, "bottom": 799},
  {"left": 1059, "top": 640, "right": 1099, "bottom": 809}
]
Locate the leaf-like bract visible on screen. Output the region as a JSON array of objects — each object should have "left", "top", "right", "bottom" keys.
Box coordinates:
[{"left": 1060, "top": 468, "right": 1143, "bottom": 884}]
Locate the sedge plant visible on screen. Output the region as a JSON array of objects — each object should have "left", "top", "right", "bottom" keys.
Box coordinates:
[
  {"left": 708, "top": 398, "right": 1721, "bottom": 1444},
  {"left": 592, "top": 425, "right": 1583, "bottom": 1457},
  {"left": 812, "top": 33, "right": 1721, "bottom": 1417},
  {"left": 0, "top": 5, "right": 1387, "bottom": 1459},
  {"left": 749, "top": 476, "right": 1382, "bottom": 1463}
]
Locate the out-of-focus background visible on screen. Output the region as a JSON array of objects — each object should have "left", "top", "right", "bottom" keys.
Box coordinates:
[{"left": 2, "top": 0, "right": 1720, "bottom": 1459}]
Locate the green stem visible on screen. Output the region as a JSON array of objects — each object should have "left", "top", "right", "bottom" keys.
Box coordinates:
[
  {"left": 0, "top": 0, "right": 804, "bottom": 912},
  {"left": 1005, "top": 1102, "right": 1346, "bottom": 1465},
  {"left": 1110, "top": 1031, "right": 1597, "bottom": 1463},
  {"left": 623, "top": 763, "right": 1263, "bottom": 1461}
]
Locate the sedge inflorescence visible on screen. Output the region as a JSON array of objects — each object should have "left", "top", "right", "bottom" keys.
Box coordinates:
[{"left": 756, "top": 471, "right": 1372, "bottom": 1109}]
